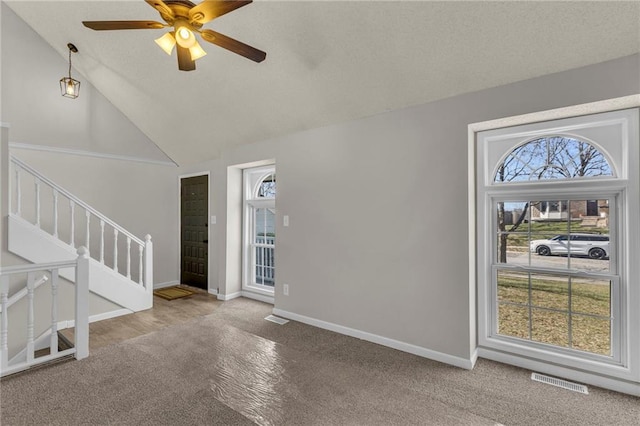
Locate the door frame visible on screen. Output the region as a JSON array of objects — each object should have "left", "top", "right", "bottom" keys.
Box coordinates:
[{"left": 178, "top": 171, "right": 211, "bottom": 292}]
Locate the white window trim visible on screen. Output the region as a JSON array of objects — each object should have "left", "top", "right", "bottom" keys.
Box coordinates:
[
  {"left": 242, "top": 165, "right": 276, "bottom": 295},
  {"left": 482, "top": 190, "right": 624, "bottom": 372},
  {"left": 468, "top": 95, "right": 640, "bottom": 395}
]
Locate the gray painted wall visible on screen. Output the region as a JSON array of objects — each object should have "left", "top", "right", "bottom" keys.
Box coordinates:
[{"left": 179, "top": 54, "right": 639, "bottom": 362}]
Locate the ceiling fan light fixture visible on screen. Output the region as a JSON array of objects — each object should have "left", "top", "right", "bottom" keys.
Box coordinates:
[
  {"left": 60, "top": 43, "right": 80, "bottom": 99},
  {"left": 175, "top": 23, "right": 196, "bottom": 48},
  {"left": 82, "top": 0, "right": 266, "bottom": 70},
  {"left": 189, "top": 41, "right": 207, "bottom": 61},
  {"left": 155, "top": 31, "right": 176, "bottom": 55}
]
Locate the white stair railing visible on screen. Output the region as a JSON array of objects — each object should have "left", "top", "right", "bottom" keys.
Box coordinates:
[
  {"left": 0, "top": 248, "right": 90, "bottom": 377},
  {"left": 9, "top": 155, "right": 153, "bottom": 291}
]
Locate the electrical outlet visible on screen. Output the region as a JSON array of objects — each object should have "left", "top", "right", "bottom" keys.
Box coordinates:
[
  {"left": 283, "top": 284, "right": 289, "bottom": 296},
  {"left": 283, "top": 215, "right": 289, "bottom": 227}
]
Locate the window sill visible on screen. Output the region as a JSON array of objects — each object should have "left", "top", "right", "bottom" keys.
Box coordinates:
[{"left": 479, "top": 335, "right": 633, "bottom": 381}]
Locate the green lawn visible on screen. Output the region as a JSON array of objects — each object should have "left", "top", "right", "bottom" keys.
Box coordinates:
[{"left": 497, "top": 274, "right": 611, "bottom": 355}]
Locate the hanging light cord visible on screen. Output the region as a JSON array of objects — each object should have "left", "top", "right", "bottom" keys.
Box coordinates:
[{"left": 68, "top": 48, "right": 72, "bottom": 79}]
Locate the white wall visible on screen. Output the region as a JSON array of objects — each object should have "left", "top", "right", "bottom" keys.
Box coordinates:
[
  {"left": 0, "top": 4, "right": 172, "bottom": 163},
  {"left": 179, "top": 54, "right": 640, "bottom": 364}
]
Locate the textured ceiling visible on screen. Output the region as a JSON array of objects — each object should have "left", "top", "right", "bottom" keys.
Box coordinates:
[{"left": 6, "top": 1, "right": 640, "bottom": 166}]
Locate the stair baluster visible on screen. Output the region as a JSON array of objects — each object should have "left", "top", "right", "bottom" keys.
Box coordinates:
[
  {"left": 100, "top": 220, "right": 105, "bottom": 264},
  {"left": 53, "top": 190, "right": 59, "bottom": 238},
  {"left": 126, "top": 237, "right": 131, "bottom": 279},
  {"left": 35, "top": 178, "right": 41, "bottom": 228},
  {"left": 138, "top": 245, "right": 144, "bottom": 286},
  {"left": 113, "top": 229, "right": 119, "bottom": 273},
  {"left": 69, "top": 200, "right": 75, "bottom": 248},
  {"left": 50, "top": 269, "right": 59, "bottom": 356},
  {"left": 26, "top": 273, "right": 35, "bottom": 363},
  {"left": 15, "top": 167, "right": 21, "bottom": 216},
  {"left": 85, "top": 211, "right": 91, "bottom": 251}
]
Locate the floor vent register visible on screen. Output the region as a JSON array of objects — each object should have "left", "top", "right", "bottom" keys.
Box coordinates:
[{"left": 531, "top": 372, "right": 589, "bottom": 394}]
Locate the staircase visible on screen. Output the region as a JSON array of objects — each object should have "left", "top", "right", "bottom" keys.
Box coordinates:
[
  {"left": 7, "top": 155, "right": 153, "bottom": 312},
  {"left": 1, "top": 155, "right": 154, "bottom": 376}
]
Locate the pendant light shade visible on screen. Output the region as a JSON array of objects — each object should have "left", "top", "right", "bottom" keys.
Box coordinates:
[
  {"left": 60, "top": 43, "right": 80, "bottom": 99},
  {"left": 188, "top": 41, "right": 207, "bottom": 61},
  {"left": 155, "top": 32, "right": 176, "bottom": 55}
]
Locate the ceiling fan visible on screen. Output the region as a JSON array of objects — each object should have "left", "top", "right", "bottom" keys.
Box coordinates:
[{"left": 83, "top": 0, "right": 266, "bottom": 71}]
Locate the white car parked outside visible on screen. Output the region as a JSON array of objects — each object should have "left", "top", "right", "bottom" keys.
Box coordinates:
[{"left": 529, "top": 234, "right": 609, "bottom": 259}]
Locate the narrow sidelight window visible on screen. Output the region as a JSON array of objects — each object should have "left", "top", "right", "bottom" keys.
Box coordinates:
[{"left": 243, "top": 166, "right": 276, "bottom": 293}]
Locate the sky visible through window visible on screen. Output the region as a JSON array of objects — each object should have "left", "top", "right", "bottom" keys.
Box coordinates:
[
  {"left": 495, "top": 136, "right": 613, "bottom": 183},
  {"left": 257, "top": 174, "right": 276, "bottom": 198}
]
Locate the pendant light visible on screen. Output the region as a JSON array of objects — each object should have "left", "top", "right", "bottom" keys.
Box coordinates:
[{"left": 60, "top": 43, "right": 81, "bottom": 99}]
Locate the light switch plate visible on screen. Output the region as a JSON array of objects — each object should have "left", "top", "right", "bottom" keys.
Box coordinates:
[{"left": 211, "top": 215, "right": 216, "bottom": 225}]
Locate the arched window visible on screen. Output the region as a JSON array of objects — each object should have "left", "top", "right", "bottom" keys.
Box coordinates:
[
  {"left": 494, "top": 136, "right": 613, "bottom": 183},
  {"left": 256, "top": 173, "right": 276, "bottom": 198},
  {"left": 243, "top": 166, "right": 276, "bottom": 294},
  {"left": 475, "top": 107, "right": 639, "bottom": 389}
]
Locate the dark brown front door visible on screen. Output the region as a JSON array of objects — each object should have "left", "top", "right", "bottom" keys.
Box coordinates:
[{"left": 181, "top": 175, "right": 208, "bottom": 289}]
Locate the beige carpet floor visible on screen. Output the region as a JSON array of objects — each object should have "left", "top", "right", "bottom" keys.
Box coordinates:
[{"left": 1, "top": 298, "right": 638, "bottom": 425}]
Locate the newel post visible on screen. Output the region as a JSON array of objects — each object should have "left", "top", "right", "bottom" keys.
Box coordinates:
[
  {"left": 144, "top": 235, "right": 153, "bottom": 292},
  {"left": 75, "top": 246, "right": 90, "bottom": 360}
]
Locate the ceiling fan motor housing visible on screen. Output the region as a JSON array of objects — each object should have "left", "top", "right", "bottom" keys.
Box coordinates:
[{"left": 158, "top": 0, "right": 203, "bottom": 29}]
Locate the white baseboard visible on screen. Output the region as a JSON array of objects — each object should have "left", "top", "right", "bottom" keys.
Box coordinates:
[
  {"left": 272, "top": 308, "right": 475, "bottom": 370},
  {"left": 470, "top": 348, "right": 479, "bottom": 368},
  {"left": 214, "top": 290, "right": 274, "bottom": 304},
  {"left": 58, "top": 308, "right": 133, "bottom": 329},
  {"left": 89, "top": 309, "right": 132, "bottom": 323},
  {"left": 240, "top": 291, "right": 274, "bottom": 304},
  {"left": 207, "top": 288, "right": 218, "bottom": 296},
  {"left": 478, "top": 347, "right": 640, "bottom": 397},
  {"left": 217, "top": 291, "right": 242, "bottom": 301},
  {"left": 154, "top": 281, "right": 179, "bottom": 290}
]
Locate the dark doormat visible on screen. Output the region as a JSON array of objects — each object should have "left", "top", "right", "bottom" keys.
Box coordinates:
[{"left": 153, "top": 286, "right": 195, "bottom": 301}]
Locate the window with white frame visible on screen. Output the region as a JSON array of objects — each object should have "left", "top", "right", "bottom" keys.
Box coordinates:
[
  {"left": 243, "top": 166, "right": 276, "bottom": 293},
  {"left": 476, "top": 108, "right": 639, "bottom": 381}
]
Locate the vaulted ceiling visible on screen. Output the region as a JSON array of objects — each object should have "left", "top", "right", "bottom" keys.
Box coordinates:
[{"left": 6, "top": 1, "right": 640, "bottom": 166}]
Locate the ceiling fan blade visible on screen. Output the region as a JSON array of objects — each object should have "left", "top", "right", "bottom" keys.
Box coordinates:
[
  {"left": 177, "top": 45, "right": 196, "bottom": 71},
  {"left": 83, "top": 21, "right": 165, "bottom": 31},
  {"left": 189, "top": 0, "right": 252, "bottom": 25},
  {"left": 145, "top": 0, "right": 175, "bottom": 20},
  {"left": 200, "top": 29, "right": 266, "bottom": 63}
]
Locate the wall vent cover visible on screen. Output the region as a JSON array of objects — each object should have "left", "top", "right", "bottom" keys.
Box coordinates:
[
  {"left": 531, "top": 372, "right": 589, "bottom": 394},
  {"left": 264, "top": 315, "right": 289, "bottom": 325}
]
